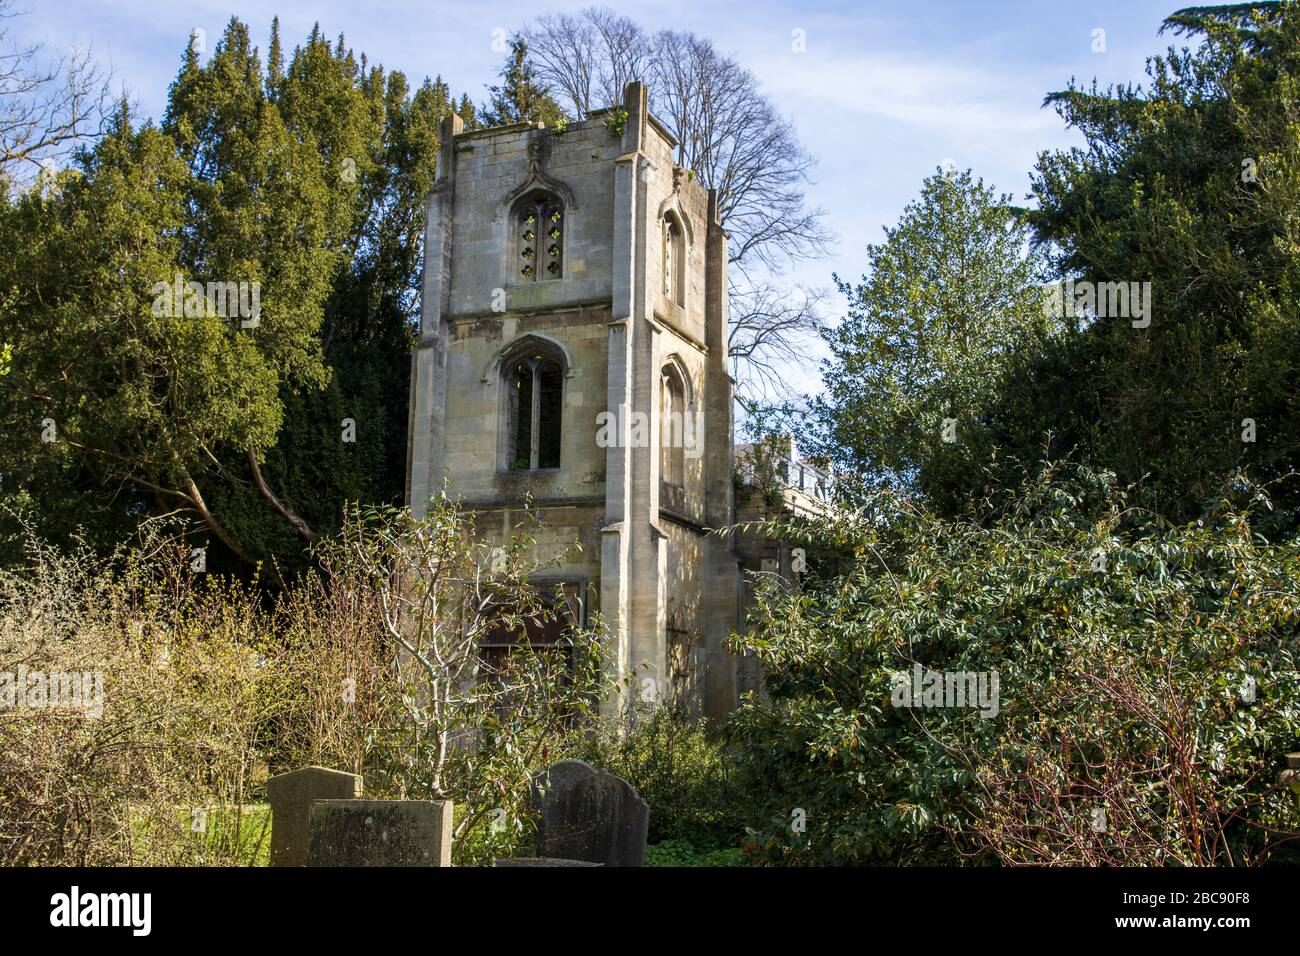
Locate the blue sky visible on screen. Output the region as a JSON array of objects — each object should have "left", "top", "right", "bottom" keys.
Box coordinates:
[{"left": 15, "top": 0, "right": 1186, "bottom": 391}]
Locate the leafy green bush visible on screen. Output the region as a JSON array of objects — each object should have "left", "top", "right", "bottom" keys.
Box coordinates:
[
  {"left": 728, "top": 464, "right": 1300, "bottom": 865},
  {"left": 645, "top": 839, "right": 746, "bottom": 867},
  {"left": 566, "top": 702, "right": 747, "bottom": 850}
]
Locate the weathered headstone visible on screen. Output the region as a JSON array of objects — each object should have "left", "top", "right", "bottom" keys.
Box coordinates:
[
  {"left": 531, "top": 760, "right": 648, "bottom": 867},
  {"left": 267, "top": 766, "right": 363, "bottom": 867},
  {"left": 308, "top": 800, "right": 453, "bottom": 867}
]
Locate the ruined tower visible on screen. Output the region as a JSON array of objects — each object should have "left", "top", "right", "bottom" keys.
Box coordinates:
[{"left": 406, "top": 82, "right": 742, "bottom": 720}]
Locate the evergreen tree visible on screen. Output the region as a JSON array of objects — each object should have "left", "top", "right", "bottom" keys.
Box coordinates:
[
  {"left": 1015, "top": 2, "right": 1300, "bottom": 529},
  {"left": 0, "top": 100, "right": 267, "bottom": 564},
  {"left": 814, "top": 170, "right": 1048, "bottom": 512},
  {"left": 456, "top": 92, "right": 478, "bottom": 130},
  {"left": 0, "top": 18, "right": 448, "bottom": 574},
  {"left": 267, "top": 16, "right": 284, "bottom": 89},
  {"left": 480, "top": 36, "right": 566, "bottom": 127}
]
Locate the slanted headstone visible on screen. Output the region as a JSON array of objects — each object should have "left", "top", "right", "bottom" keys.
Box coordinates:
[
  {"left": 531, "top": 760, "right": 648, "bottom": 867},
  {"left": 308, "top": 800, "right": 453, "bottom": 867},
  {"left": 267, "top": 766, "right": 363, "bottom": 867}
]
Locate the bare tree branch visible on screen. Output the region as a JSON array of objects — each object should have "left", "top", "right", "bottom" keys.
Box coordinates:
[
  {"left": 0, "top": 0, "right": 111, "bottom": 186},
  {"left": 247, "top": 448, "right": 317, "bottom": 542},
  {"left": 728, "top": 279, "right": 829, "bottom": 403},
  {"left": 523, "top": 8, "right": 835, "bottom": 399}
]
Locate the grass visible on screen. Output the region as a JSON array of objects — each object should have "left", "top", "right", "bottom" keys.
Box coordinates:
[
  {"left": 203, "top": 804, "right": 272, "bottom": 866},
  {"left": 128, "top": 803, "right": 272, "bottom": 866}
]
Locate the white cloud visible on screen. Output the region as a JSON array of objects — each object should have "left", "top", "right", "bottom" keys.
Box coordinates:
[{"left": 753, "top": 49, "right": 1073, "bottom": 165}]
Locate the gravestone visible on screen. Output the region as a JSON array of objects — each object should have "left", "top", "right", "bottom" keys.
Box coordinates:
[
  {"left": 267, "top": 766, "right": 363, "bottom": 867},
  {"left": 531, "top": 760, "right": 648, "bottom": 867},
  {"left": 308, "top": 800, "right": 453, "bottom": 867}
]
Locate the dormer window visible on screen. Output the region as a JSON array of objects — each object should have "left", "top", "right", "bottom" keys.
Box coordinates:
[
  {"left": 663, "top": 213, "right": 685, "bottom": 308},
  {"left": 516, "top": 192, "right": 563, "bottom": 281}
]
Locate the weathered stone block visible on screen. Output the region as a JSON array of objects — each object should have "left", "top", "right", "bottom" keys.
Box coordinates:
[
  {"left": 267, "top": 765, "right": 363, "bottom": 867},
  {"left": 531, "top": 759, "right": 648, "bottom": 867},
  {"left": 307, "top": 800, "right": 453, "bottom": 867}
]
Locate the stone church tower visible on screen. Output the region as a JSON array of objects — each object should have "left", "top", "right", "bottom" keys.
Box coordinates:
[{"left": 406, "top": 82, "right": 743, "bottom": 721}]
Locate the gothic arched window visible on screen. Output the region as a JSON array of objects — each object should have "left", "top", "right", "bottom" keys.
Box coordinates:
[
  {"left": 516, "top": 192, "right": 564, "bottom": 281},
  {"left": 659, "top": 365, "right": 686, "bottom": 488},
  {"left": 505, "top": 349, "right": 563, "bottom": 470},
  {"left": 662, "top": 213, "right": 685, "bottom": 308}
]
